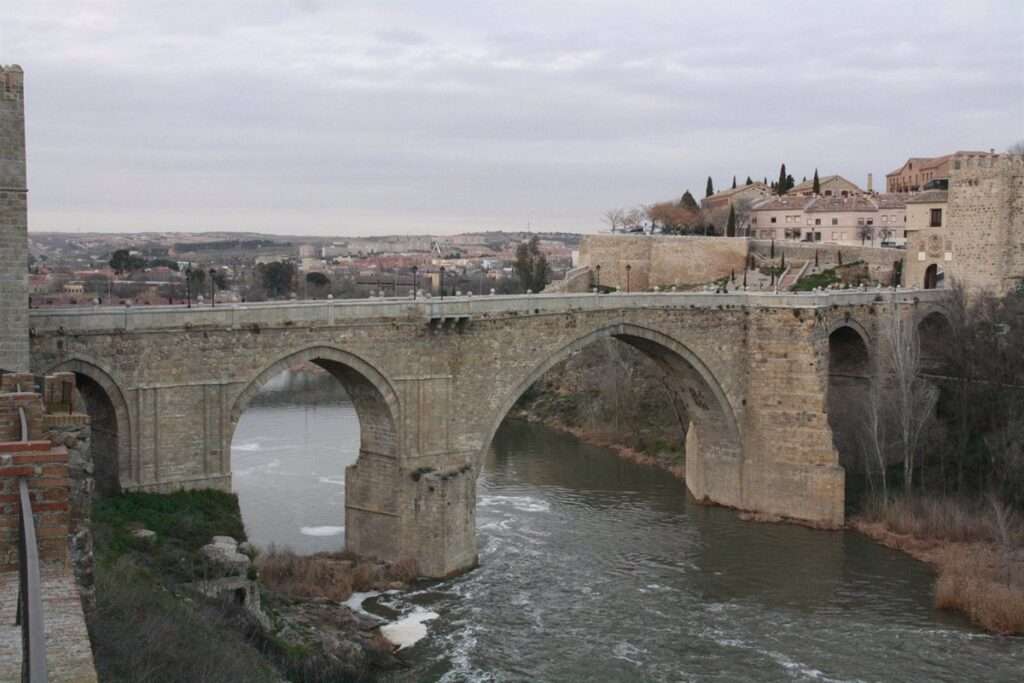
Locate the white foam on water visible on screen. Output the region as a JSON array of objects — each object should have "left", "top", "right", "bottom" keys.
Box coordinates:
[
  {"left": 380, "top": 607, "right": 439, "bottom": 650},
  {"left": 233, "top": 441, "right": 262, "bottom": 452},
  {"left": 343, "top": 591, "right": 380, "bottom": 615},
  {"left": 478, "top": 495, "right": 550, "bottom": 513},
  {"left": 317, "top": 476, "right": 345, "bottom": 486},
  {"left": 300, "top": 525, "right": 344, "bottom": 537}
]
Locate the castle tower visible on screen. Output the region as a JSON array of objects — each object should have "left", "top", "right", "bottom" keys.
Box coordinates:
[
  {"left": 0, "top": 65, "right": 28, "bottom": 372},
  {"left": 948, "top": 151, "right": 1024, "bottom": 295}
]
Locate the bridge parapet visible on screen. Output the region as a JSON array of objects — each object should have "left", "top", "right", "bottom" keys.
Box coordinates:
[{"left": 29, "top": 289, "right": 950, "bottom": 333}]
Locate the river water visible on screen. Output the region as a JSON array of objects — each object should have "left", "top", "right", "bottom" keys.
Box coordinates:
[{"left": 232, "top": 371, "right": 1021, "bottom": 682}]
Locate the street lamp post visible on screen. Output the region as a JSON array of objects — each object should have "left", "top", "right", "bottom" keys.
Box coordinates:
[
  {"left": 626, "top": 263, "right": 632, "bottom": 293},
  {"left": 440, "top": 266, "right": 446, "bottom": 300},
  {"left": 208, "top": 268, "right": 216, "bottom": 307},
  {"left": 412, "top": 266, "right": 418, "bottom": 299},
  {"left": 595, "top": 264, "right": 601, "bottom": 291},
  {"left": 185, "top": 263, "right": 192, "bottom": 308}
]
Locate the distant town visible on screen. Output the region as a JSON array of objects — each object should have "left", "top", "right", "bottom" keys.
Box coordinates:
[{"left": 26, "top": 148, "right": 1013, "bottom": 308}]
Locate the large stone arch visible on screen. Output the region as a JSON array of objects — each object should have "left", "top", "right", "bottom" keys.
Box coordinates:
[
  {"left": 227, "top": 345, "right": 402, "bottom": 461},
  {"left": 49, "top": 358, "right": 133, "bottom": 494},
  {"left": 480, "top": 322, "right": 742, "bottom": 505},
  {"left": 227, "top": 345, "right": 403, "bottom": 562}
]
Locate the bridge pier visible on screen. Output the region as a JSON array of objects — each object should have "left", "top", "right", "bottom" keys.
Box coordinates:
[{"left": 345, "top": 453, "right": 477, "bottom": 578}]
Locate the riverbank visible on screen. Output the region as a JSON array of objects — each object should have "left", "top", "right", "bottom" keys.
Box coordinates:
[
  {"left": 88, "top": 490, "right": 413, "bottom": 681},
  {"left": 853, "top": 496, "right": 1024, "bottom": 635}
]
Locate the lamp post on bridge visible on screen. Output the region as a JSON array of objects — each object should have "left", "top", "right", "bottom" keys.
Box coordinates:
[
  {"left": 208, "top": 268, "right": 216, "bottom": 307},
  {"left": 440, "top": 266, "right": 445, "bottom": 300},
  {"left": 412, "top": 265, "right": 418, "bottom": 299},
  {"left": 185, "top": 263, "right": 192, "bottom": 308},
  {"left": 595, "top": 264, "right": 601, "bottom": 291},
  {"left": 625, "top": 263, "right": 631, "bottom": 293}
]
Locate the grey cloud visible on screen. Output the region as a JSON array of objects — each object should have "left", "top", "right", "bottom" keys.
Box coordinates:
[{"left": 6, "top": 0, "right": 1023, "bottom": 234}]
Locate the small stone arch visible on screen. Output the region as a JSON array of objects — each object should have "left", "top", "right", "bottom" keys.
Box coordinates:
[
  {"left": 49, "top": 358, "right": 133, "bottom": 494},
  {"left": 826, "top": 324, "right": 872, "bottom": 475},
  {"left": 917, "top": 309, "right": 954, "bottom": 375},
  {"left": 923, "top": 263, "right": 944, "bottom": 289},
  {"left": 481, "top": 322, "right": 742, "bottom": 504},
  {"left": 227, "top": 345, "right": 401, "bottom": 461}
]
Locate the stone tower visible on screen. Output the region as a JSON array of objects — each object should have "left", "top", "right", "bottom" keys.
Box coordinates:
[
  {"left": 948, "top": 151, "right": 1024, "bottom": 295},
  {"left": 0, "top": 65, "right": 28, "bottom": 372}
]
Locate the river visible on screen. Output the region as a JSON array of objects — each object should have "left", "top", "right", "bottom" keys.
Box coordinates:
[{"left": 232, "top": 371, "right": 1021, "bottom": 682}]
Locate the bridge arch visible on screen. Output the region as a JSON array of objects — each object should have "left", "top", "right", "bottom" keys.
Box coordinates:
[
  {"left": 916, "top": 309, "right": 954, "bottom": 375},
  {"left": 49, "top": 358, "right": 133, "bottom": 495},
  {"left": 227, "top": 345, "right": 401, "bottom": 462},
  {"left": 481, "top": 322, "right": 742, "bottom": 503}
]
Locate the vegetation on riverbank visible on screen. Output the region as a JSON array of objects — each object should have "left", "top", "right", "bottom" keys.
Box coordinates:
[
  {"left": 88, "top": 490, "right": 403, "bottom": 682},
  {"left": 847, "top": 285, "right": 1024, "bottom": 634},
  {"left": 855, "top": 495, "right": 1023, "bottom": 634},
  {"left": 512, "top": 337, "right": 687, "bottom": 474}
]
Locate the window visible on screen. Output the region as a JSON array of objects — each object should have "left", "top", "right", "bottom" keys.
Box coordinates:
[
  {"left": 825, "top": 190, "right": 833, "bottom": 197},
  {"left": 832, "top": 218, "right": 838, "bottom": 225},
  {"left": 903, "top": 231, "right": 907, "bottom": 238},
  {"left": 930, "top": 208, "right": 942, "bottom": 227},
  {"left": 806, "top": 218, "right": 813, "bottom": 225},
  {"left": 857, "top": 218, "right": 865, "bottom": 225},
  {"left": 881, "top": 216, "right": 888, "bottom": 223},
  {"left": 771, "top": 217, "right": 777, "bottom": 224},
  {"left": 814, "top": 232, "right": 822, "bottom": 242},
  {"left": 867, "top": 219, "right": 874, "bottom": 226},
  {"left": 814, "top": 218, "right": 821, "bottom": 225}
]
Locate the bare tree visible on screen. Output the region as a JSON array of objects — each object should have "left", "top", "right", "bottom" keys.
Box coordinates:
[
  {"left": 1007, "top": 140, "right": 1024, "bottom": 155},
  {"left": 603, "top": 208, "right": 626, "bottom": 233},
  {"left": 881, "top": 311, "right": 939, "bottom": 492},
  {"left": 859, "top": 368, "right": 890, "bottom": 498}
]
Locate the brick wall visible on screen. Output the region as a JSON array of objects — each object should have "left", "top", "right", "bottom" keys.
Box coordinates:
[
  {"left": 0, "top": 439, "right": 71, "bottom": 569},
  {"left": 0, "top": 65, "right": 28, "bottom": 372}
]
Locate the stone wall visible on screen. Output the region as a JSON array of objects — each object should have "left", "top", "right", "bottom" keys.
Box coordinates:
[
  {"left": 0, "top": 66, "right": 28, "bottom": 373},
  {"left": 947, "top": 153, "right": 1024, "bottom": 295},
  {"left": 579, "top": 234, "right": 748, "bottom": 290}
]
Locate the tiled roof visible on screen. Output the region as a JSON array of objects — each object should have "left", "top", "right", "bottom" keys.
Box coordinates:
[
  {"left": 750, "top": 196, "right": 815, "bottom": 211},
  {"left": 874, "top": 194, "right": 907, "bottom": 209},
  {"left": 905, "top": 190, "right": 948, "bottom": 204},
  {"left": 805, "top": 196, "right": 878, "bottom": 213}
]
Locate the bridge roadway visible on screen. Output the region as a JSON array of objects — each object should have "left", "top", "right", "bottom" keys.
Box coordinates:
[{"left": 28, "top": 288, "right": 949, "bottom": 577}]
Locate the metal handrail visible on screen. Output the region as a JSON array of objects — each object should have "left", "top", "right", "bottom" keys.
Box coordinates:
[{"left": 16, "top": 478, "right": 48, "bottom": 682}]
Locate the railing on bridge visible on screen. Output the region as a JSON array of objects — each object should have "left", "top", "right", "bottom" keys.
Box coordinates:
[{"left": 12, "top": 381, "right": 48, "bottom": 683}]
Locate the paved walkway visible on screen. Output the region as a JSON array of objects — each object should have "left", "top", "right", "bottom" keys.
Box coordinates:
[{"left": 0, "top": 564, "right": 97, "bottom": 682}]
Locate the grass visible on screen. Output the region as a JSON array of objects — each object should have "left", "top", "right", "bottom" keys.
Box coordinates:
[
  {"left": 792, "top": 267, "right": 840, "bottom": 291},
  {"left": 90, "top": 556, "right": 279, "bottom": 683},
  {"left": 855, "top": 494, "right": 1024, "bottom": 634},
  {"left": 92, "top": 489, "right": 248, "bottom": 582}
]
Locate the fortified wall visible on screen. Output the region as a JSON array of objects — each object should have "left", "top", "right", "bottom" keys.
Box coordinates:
[
  {"left": 947, "top": 152, "right": 1024, "bottom": 295},
  {"left": 0, "top": 65, "right": 28, "bottom": 372},
  {"left": 579, "top": 234, "right": 748, "bottom": 290}
]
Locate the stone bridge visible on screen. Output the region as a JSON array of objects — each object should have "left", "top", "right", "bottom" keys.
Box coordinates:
[{"left": 28, "top": 289, "right": 951, "bottom": 577}]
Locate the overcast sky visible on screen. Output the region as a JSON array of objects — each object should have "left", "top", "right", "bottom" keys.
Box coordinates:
[{"left": 4, "top": 1, "right": 1022, "bottom": 236}]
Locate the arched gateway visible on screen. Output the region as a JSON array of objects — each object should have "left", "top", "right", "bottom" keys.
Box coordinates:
[{"left": 30, "top": 290, "right": 945, "bottom": 576}]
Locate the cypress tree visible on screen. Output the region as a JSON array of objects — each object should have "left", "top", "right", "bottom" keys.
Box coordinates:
[
  {"left": 777, "top": 163, "right": 787, "bottom": 195},
  {"left": 745, "top": 176, "right": 753, "bottom": 185},
  {"left": 705, "top": 176, "right": 714, "bottom": 197},
  {"left": 812, "top": 169, "right": 820, "bottom": 195},
  {"left": 732, "top": 176, "right": 737, "bottom": 189},
  {"left": 786, "top": 174, "right": 795, "bottom": 191},
  {"left": 726, "top": 204, "right": 736, "bottom": 237}
]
